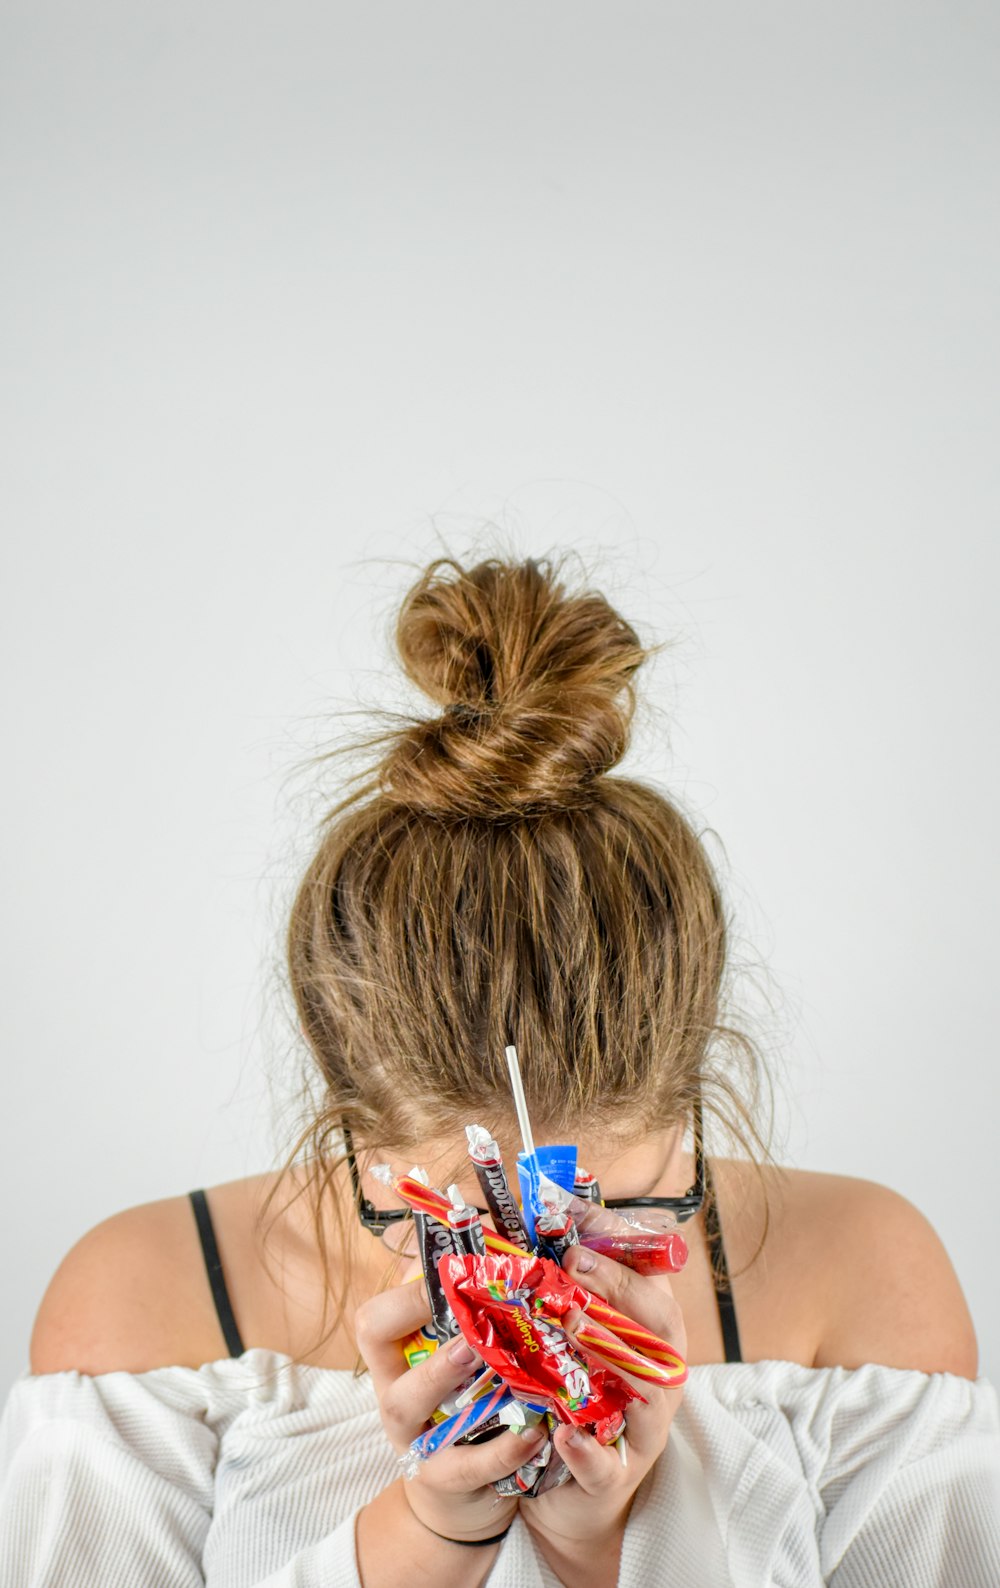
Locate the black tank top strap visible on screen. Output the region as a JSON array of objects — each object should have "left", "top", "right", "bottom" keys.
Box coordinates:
[
  {"left": 702, "top": 1158, "right": 743, "bottom": 1364},
  {"left": 189, "top": 1188, "right": 246, "bottom": 1359}
]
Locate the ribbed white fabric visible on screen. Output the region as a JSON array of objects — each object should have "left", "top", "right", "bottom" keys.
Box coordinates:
[{"left": 1, "top": 1351, "right": 998, "bottom": 1587}]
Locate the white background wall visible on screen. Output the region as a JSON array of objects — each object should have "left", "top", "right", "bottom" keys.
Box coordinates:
[{"left": 2, "top": 2, "right": 997, "bottom": 1397}]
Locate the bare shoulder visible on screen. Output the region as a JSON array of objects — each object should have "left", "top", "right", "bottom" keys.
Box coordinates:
[
  {"left": 29, "top": 1172, "right": 285, "bottom": 1376},
  {"left": 792, "top": 1170, "right": 980, "bottom": 1378},
  {"left": 709, "top": 1160, "right": 978, "bottom": 1378}
]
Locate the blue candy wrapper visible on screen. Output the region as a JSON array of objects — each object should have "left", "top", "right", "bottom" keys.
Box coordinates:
[{"left": 516, "top": 1143, "right": 577, "bottom": 1241}]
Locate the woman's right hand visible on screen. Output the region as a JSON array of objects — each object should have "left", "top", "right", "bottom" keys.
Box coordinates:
[{"left": 354, "top": 1273, "right": 547, "bottom": 1542}]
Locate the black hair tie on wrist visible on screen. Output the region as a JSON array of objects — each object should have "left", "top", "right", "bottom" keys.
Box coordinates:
[{"left": 418, "top": 1519, "right": 513, "bottom": 1547}]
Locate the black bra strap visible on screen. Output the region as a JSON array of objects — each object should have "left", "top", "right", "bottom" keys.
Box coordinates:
[
  {"left": 189, "top": 1189, "right": 246, "bottom": 1359},
  {"left": 703, "top": 1159, "right": 743, "bottom": 1364}
]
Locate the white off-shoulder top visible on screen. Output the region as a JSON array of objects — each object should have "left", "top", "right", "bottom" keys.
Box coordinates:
[{"left": 1, "top": 1350, "right": 998, "bottom": 1587}]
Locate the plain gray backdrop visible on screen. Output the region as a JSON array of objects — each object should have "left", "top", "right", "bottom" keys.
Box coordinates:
[{"left": 2, "top": 2, "right": 998, "bottom": 1398}]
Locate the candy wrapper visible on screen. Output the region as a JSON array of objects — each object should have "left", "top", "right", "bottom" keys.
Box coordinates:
[
  {"left": 466, "top": 1124, "right": 533, "bottom": 1251},
  {"left": 439, "top": 1250, "right": 645, "bottom": 1432},
  {"left": 399, "top": 1379, "right": 517, "bottom": 1478},
  {"left": 535, "top": 1170, "right": 689, "bottom": 1277}
]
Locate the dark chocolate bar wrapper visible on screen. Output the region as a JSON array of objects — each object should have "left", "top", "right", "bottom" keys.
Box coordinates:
[
  {"left": 447, "top": 1203, "right": 487, "bottom": 1258},
  {"left": 572, "top": 1167, "right": 603, "bottom": 1204},
  {"left": 535, "top": 1208, "right": 581, "bottom": 1265},
  {"left": 415, "top": 1210, "right": 460, "bottom": 1343},
  {"left": 467, "top": 1128, "right": 534, "bottom": 1250},
  {"left": 455, "top": 1409, "right": 509, "bottom": 1447}
]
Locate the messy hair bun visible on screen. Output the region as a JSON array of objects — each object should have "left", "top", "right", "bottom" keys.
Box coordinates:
[
  {"left": 381, "top": 556, "right": 652, "bottom": 818},
  {"left": 274, "top": 546, "right": 778, "bottom": 1372}
]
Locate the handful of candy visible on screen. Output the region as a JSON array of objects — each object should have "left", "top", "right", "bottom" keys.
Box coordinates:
[{"left": 370, "top": 1047, "right": 689, "bottom": 1497}]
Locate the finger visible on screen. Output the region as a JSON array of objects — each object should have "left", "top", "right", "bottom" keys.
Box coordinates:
[
  {"left": 379, "top": 1335, "right": 495, "bottom": 1451},
  {"left": 561, "top": 1245, "right": 686, "bottom": 1354},
  {"left": 353, "top": 1280, "right": 435, "bottom": 1396},
  {"left": 549, "top": 1422, "right": 623, "bottom": 1496},
  {"left": 424, "top": 1424, "right": 549, "bottom": 1494},
  {"left": 621, "top": 1386, "right": 675, "bottom": 1461}
]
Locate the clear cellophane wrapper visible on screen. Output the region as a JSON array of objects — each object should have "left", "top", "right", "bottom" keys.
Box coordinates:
[{"left": 534, "top": 1171, "right": 689, "bottom": 1276}]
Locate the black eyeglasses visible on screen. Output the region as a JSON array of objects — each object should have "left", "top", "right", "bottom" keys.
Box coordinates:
[
  {"left": 341, "top": 1097, "right": 706, "bottom": 1239},
  {"left": 602, "top": 1095, "right": 706, "bottom": 1224}
]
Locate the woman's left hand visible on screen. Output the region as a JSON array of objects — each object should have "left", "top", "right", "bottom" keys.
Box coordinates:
[{"left": 517, "top": 1243, "right": 688, "bottom": 1587}]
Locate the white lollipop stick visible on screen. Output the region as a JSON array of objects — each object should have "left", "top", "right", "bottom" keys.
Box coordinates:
[
  {"left": 454, "top": 1366, "right": 502, "bottom": 1408},
  {"left": 505, "top": 1044, "right": 536, "bottom": 1160}
]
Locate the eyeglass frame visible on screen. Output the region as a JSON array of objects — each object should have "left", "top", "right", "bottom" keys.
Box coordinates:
[{"left": 341, "top": 1094, "right": 706, "bottom": 1239}]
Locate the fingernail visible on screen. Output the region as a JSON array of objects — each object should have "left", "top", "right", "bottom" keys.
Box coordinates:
[
  {"left": 570, "top": 1247, "right": 596, "bottom": 1273},
  {"left": 519, "top": 1423, "right": 546, "bottom": 1442},
  {"left": 449, "top": 1338, "right": 478, "bottom": 1365},
  {"left": 566, "top": 1428, "right": 589, "bottom": 1447}
]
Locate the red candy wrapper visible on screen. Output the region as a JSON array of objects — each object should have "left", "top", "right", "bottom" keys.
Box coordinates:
[{"left": 438, "top": 1251, "right": 645, "bottom": 1431}]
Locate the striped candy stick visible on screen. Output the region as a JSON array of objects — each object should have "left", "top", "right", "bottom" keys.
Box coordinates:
[
  {"left": 483, "top": 1227, "right": 527, "bottom": 1256},
  {"left": 574, "top": 1321, "right": 687, "bottom": 1389},
  {"left": 408, "top": 1380, "right": 514, "bottom": 1462},
  {"left": 393, "top": 1174, "right": 456, "bottom": 1223},
  {"left": 371, "top": 1173, "right": 536, "bottom": 1252},
  {"left": 370, "top": 1165, "right": 456, "bottom": 1225},
  {"left": 583, "top": 1295, "right": 681, "bottom": 1368},
  {"left": 532, "top": 1309, "right": 686, "bottom": 1391}
]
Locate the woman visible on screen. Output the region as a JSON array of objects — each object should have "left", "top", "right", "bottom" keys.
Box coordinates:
[{"left": 3, "top": 553, "right": 998, "bottom": 1588}]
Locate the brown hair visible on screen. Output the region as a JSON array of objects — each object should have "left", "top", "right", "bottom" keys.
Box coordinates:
[{"left": 257, "top": 551, "right": 783, "bottom": 1368}]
